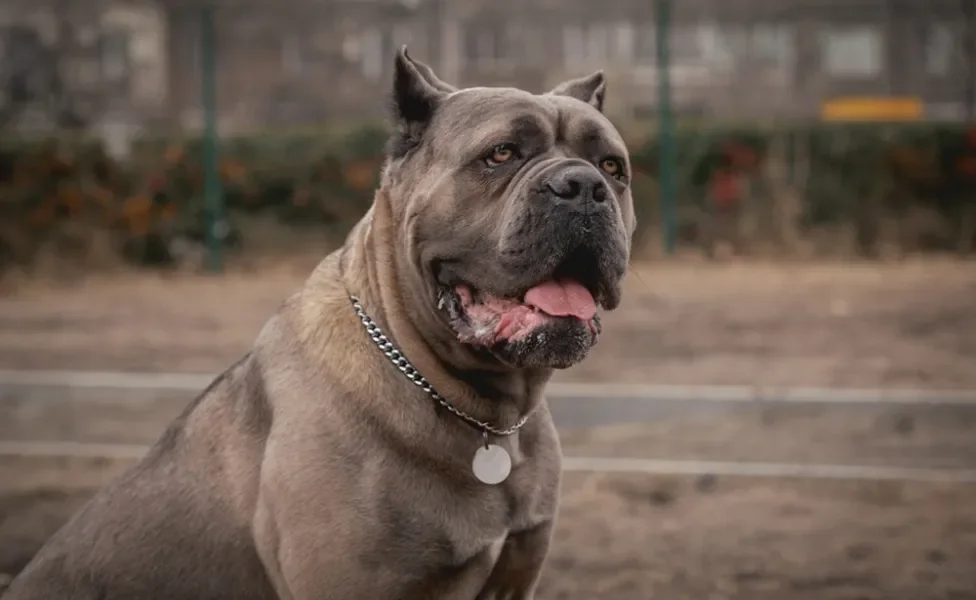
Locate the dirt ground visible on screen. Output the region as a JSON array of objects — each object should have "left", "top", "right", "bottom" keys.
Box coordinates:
[
  {"left": 3, "top": 390, "right": 976, "bottom": 598},
  {"left": 2, "top": 258, "right": 976, "bottom": 597},
  {"left": 4, "top": 389, "right": 976, "bottom": 468},
  {"left": 2, "top": 457, "right": 975, "bottom": 600},
  {"left": 1, "top": 258, "right": 975, "bottom": 388}
]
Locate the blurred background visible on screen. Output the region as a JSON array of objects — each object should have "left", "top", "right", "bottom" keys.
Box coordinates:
[{"left": 1, "top": 0, "right": 976, "bottom": 598}]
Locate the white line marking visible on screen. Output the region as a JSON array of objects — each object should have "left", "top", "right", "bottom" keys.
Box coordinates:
[
  {"left": 0, "top": 369, "right": 974, "bottom": 404},
  {"left": 0, "top": 441, "right": 148, "bottom": 460},
  {"left": 3, "top": 441, "right": 976, "bottom": 483},
  {"left": 562, "top": 457, "right": 976, "bottom": 483}
]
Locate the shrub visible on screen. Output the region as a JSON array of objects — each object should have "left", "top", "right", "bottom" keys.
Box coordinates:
[{"left": 1, "top": 120, "right": 973, "bottom": 274}]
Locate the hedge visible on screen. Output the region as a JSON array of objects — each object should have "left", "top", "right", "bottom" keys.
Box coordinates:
[{"left": 1, "top": 120, "right": 974, "bottom": 272}]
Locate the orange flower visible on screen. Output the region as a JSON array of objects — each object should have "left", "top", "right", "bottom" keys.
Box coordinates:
[
  {"left": 28, "top": 204, "right": 56, "bottom": 228},
  {"left": 711, "top": 169, "right": 740, "bottom": 209},
  {"left": 148, "top": 172, "right": 167, "bottom": 193},
  {"left": 123, "top": 196, "right": 152, "bottom": 219},
  {"left": 128, "top": 214, "right": 150, "bottom": 236},
  {"left": 164, "top": 144, "right": 185, "bottom": 166},
  {"left": 956, "top": 155, "right": 976, "bottom": 176},
  {"left": 91, "top": 186, "right": 114, "bottom": 207},
  {"left": 344, "top": 160, "right": 377, "bottom": 192},
  {"left": 722, "top": 141, "right": 758, "bottom": 171},
  {"left": 292, "top": 189, "right": 311, "bottom": 207},
  {"left": 57, "top": 188, "right": 82, "bottom": 215},
  {"left": 220, "top": 160, "right": 247, "bottom": 183},
  {"left": 160, "top": 202, "right": 178, "bottom": 220},
  {"left": 966, "top": 127, "right": 976, "bottom": 149}
]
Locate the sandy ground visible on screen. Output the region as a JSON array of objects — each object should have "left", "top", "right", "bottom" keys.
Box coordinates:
[
  {"left": 4, "top": 389, "right": 976, "bottom": 468},
  {"left": 2, "top": 258, "right": 976, "bottom": 597},
  {"left": 1, "top": 258, "right": 975, "bottom": 388},
  {"left": 3, "top": 389, "right": 976, "bottom": 597},
  {"left": 2, "top": 457, "right": 975, "bottom": 599}
]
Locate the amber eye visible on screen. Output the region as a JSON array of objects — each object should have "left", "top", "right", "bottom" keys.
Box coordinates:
[
  {"left": 601, "top": 158, "right": 623, "bottom": 177},
  {"left": 487, "top": 144, "right": 517, "bottom": 166}
]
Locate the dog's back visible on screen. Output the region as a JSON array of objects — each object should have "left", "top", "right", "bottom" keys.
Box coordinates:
[{"left": 4, "top": 356, "right": 278, "bottom": 600}]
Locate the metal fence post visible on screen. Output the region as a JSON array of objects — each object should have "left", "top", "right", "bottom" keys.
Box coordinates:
[
  {"left": 655, "top": 0, "right": 677, "bottom": 256},
  {"left": 200, "top": 3, "right": 224, "bottom": 273},
  {"left": 965, "top": 0, "right": 975, "bottom": 121}
]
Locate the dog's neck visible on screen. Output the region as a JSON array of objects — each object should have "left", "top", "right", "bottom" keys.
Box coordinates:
[{"left": 338, "top": 190, "right": 552, "bottom": 429}]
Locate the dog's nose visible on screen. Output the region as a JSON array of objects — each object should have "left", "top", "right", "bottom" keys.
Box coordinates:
[{"left": 544, "top": 166, "right": 608, "bottom": 208}]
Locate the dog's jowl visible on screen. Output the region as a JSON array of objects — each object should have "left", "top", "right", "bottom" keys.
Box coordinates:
[{"left": 5, "top": 47, "right": 635, "bottom": 600}]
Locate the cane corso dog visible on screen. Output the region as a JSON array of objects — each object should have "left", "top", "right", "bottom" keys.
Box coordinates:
[{"left": 5, "top": 47, "right": 635, "bottom": 600}]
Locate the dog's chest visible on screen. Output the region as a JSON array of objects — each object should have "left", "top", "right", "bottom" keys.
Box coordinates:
[
  {"left": 371, "top": 467, "right": 552, "bottom": 573},
  {"left": 446, "top": 443, "right": 557, "bottom": 565},
  {"left": 445, "top": 483, "right": 541, "bottom": 565}
]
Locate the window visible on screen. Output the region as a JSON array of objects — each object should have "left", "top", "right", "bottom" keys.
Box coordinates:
[
  {"left": 584, "top": 24, "right": 610, "bottom": 66},
  {"left": 99, "top": 30, "right": 130, "bottom": 82},
  {"left": 705, "top": 25, "right": 750, "bottom": 69},
  {"left": 705, "top": 24, "right": 796, "bottom": 69},
  {"left": 186, "top": 18, "right": 202, "bottom": 82},
  {"left": 671, "top": 26, "right": 706, "bottom": 64},
  {"left": 355, "top": 26, "right": 421, "bottom": 82},
  {"left": 819, "top": 26, "right": 883, "bottom": 77},
  {"left": 610, "top": 22, "right": 635, "bottom": 63},
  {"left": 562, "top": 23, "right": 636, "bottom": 69},
  {"left": 281, "top": 35, "right": 303, "bottom": 77},
  {"left": 357, "top": 28, "right": 384, "bottom": 82},
  {"left": 463, "top": 23, "right": 510, "bottom": 69},
  {"left": 562, "top": 24, "right": 585, "bottom": 67},
  {"left": 634, "top": 24, "right": 656, "bottom": 64},
  {"left": 752, "top": 25, "right": 796, "bottom": 68},
  {"left": 926, "top": 23, "right": 955, "bottom": 76},
  {"left": 562, "top": 24, "right": 607, "bottom": 68},
  {"left": 518, "top": 23, "right": 546, "bottom": 66}
]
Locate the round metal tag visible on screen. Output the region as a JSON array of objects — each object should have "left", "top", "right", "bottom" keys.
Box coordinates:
[{"left": 472, "top": 444, "right": 512, "bottom": 485}]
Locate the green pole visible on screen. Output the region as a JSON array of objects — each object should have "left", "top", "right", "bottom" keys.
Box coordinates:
[
  {"left": 655, "top": 0, "right": 677, "bottom": 255},
  {"left": 200, "top": 3, "right": 224, "bottom": 273}
]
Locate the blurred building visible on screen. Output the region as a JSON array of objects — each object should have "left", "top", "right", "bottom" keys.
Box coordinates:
[{"left": 0, "top": 0, "right": 973, "bottom": 134}]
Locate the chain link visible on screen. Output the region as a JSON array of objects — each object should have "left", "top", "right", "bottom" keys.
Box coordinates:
[{"left": 349, "top": 296, "right": 530, "bottom": 438}]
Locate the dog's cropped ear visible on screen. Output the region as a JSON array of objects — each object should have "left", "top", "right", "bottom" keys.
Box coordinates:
[
  {"left": 547, "top": 71, "right": 606, "bottom": 112},
  {"left": 409, "top": 53, "right": 457, "bottom": 96},
  {"left": 388, "top": 46, "right": 454, "bottom": 158}
]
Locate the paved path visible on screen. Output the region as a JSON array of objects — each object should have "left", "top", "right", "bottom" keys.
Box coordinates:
[{"left": 3, "top": 370, "right": 976, "bottom": 480}]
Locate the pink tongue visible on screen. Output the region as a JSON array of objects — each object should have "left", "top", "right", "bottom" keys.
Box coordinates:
[{"left": 523, "top": 280, "right": 597, "bottom": 320}]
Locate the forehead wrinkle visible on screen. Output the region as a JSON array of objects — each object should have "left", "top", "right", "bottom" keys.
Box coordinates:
[
  {"left": 469, "top": 115, "right": 551, "bottom": 151},
  {"left": 440, "top": 91, "right": 539, "bottom": 124},
  {"left": 563, "top": 117, "right": 629, "bottom": 161},
  {"left": 437, "top": 105, "right": 554, "bottom": 157}
]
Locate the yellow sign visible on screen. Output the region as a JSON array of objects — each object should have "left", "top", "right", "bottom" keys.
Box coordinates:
[{"left": 821, "top": 97, "right": 924, "bottom": 121}]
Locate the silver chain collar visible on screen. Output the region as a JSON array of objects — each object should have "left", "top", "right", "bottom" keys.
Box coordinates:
[{"left": 349, "top": 295, "right": 531, "bottom": 438}]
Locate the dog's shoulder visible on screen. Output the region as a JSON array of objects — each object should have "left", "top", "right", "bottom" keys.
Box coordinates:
[
  {"left": 5, "top": 352, "right": 279, "bottom": 599},
  {"left": 252, "top": 250, "right": 379, "bottom": 404}
]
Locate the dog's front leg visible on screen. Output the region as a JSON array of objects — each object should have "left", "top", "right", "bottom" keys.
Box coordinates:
[{"left": 475, "top": 520, "right": 554, "bottom": 600}]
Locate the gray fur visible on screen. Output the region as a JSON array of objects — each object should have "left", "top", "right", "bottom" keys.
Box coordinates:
[{"left": 4, "top": 47, "right": 634, "bottom": 600}]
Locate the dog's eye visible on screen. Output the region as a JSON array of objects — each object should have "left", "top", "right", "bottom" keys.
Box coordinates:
[
  {"left": 486, "top": 144, "right": 518, "bottom": 166},
  {"left": 600, "top": 157, "right": 625, "bottom": 178}
]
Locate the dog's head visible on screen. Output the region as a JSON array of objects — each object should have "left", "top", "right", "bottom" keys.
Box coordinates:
[{"left": 379, "top": 47, "right": 635, "bottom": 371}]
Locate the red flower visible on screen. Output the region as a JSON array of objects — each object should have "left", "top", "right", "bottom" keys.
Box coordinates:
[
  {"left": 722, "top": 141, "right": 758, "bottom": 171},
  {"left": 148, "top": 172, "right": 167, "bottom": 193},
  {"left": 711, "top": 169, "right": 740, "bottom": 209},
  {"left": 966, "top": 127, "right": 976, "bottom": 149}
]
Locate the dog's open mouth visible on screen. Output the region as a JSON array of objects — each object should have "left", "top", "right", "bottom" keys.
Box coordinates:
[
  {"left": 436, "top": 252, "right": 608, "bottom": 348},
  {"left": 440, "top": 280, "right": 602, "bottom": 346}
]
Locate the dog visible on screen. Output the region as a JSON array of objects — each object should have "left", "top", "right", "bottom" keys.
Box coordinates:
[{"left": 4, "top": 47, "right": 635, "bottom": 599}]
